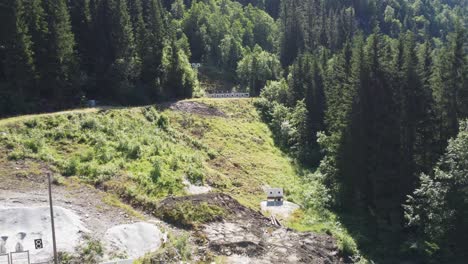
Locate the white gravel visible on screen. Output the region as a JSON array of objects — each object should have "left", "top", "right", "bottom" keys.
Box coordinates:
[
  {"left": 0, "top": 206, "right": 88, "bottom": 263},
  {"left": 183, "top": 179, "right": 212, "bottom": 195},
  {"left": 260, "top": 201, "right": 300, "bottom": 220},
  {"left": 103, "top": 222, "right": 166, "bottom": 261}
]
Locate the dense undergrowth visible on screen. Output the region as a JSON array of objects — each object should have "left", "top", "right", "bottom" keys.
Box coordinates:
[{"left": 0, "top": 98, "right": 363, "bottom": 260}]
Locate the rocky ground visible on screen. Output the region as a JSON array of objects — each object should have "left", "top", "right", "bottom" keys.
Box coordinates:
[
  {"left": 0, "top": 158, "right": 170, "bottom": 263},
  {"left": 157, "top": 193, "right": 343, "bottom": 264},
  {"left": 169, "top": 101, "right": 226, "bottom": 117},
  {"left": 0, "top": 157, "right": 344, "bottom": 263}
]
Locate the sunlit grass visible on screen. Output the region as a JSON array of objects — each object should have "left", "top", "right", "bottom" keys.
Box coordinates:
[{"left": 0, "top": 98, "right": 365, "bottom": 259}]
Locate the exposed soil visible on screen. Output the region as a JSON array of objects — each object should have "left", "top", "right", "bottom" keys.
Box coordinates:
[
  {"left": 157, "top": 193, "right": 344, "bottom": 263},
  {"left": 169, "top": 101, "right": 226, "bottom": 117}
]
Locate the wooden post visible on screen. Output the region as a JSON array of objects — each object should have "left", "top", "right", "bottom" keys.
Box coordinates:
[{"left": 48, "top": 174, "right": 58, "bottom": 264}]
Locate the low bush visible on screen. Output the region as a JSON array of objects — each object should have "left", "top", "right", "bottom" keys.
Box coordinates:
[
  {"left": 186, "top": 167, "right": 204, "bottom": 185},
  {"left": 156, "top": 201, "right": 226, "bottom": 228},
  {"left": 135, "top": 232, "right": 192, "bottom": 263},
  {"left": 58, "top": 237, "right": 103, "bottom": 264},
  {"left": 80, "top": 117, "right": 98, "bottom": 130}
]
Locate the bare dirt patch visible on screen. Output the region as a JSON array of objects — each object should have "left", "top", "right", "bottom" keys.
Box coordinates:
[
  {"left": 157, "top": 193, "right": 343, "bottom": 263},
  {"left": 169, "top": 101, "right": 226, "bottom": 117}
]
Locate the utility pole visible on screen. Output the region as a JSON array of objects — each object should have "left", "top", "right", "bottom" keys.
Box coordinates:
[{"left": 48, "top": 173, "right": 58, "bottom": 264}]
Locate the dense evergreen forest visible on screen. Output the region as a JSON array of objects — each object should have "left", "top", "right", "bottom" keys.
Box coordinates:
[{"left": 1, "top": 0, "right": 467, "bottom": 262}]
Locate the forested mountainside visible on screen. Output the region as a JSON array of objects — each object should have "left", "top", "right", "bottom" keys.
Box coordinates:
[{"left": 0, "top": 0, "right": 467, "bottom": 262}]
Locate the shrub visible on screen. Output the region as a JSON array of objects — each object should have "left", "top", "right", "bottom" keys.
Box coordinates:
[
  {"left": 142, "top": 107, "right": 159, "bottom": 122},
  {"left": 156, "top": 201, "right": 225, "bottom": 228},
  {"left": 150, "top": 161, "right": 162, "bottom": 183},
  {"left": 79, "top": 149, "right": 94, "bottom": 162},
  {"left": 8, "top": 150, "right": 26, "bottom": 160},
  {"left": 117, "top": 139, "right": 142, "bottom": 159},
  {"left": 157, "top": 115, "right": 169, "bottom": 129},
  {"left": 81, "top": 118, "right": 98, "bottom": 130},
  {"left": 52, "top": 174, "right": 66, "bottom": 185},
  {"left": 127, "top": 143, "right": 141, "bottom": 160},
  {"left": 135, "top": 232, "right": 191, "bottom": 263},
  {"left": 96, "top": 146, "right": 114, "bottom": 163},
  {"left": 94, "top": 164, "right": 119, "bottom": 184},
  {"left": 207, "top": 149, "right": 217, "bottom": 160},
  {"left": 59, "top": 237, "right": 103, "bottom": 264},
  {"left": 186, "top": 167, "right": 204, "bottom": 185},
  {"left": 24, "top": 139, "right": 43, "bottom": 153},
  {"left": 24, "top": 119, "right": 39, "bottom": 128},
  {"left": 62, "top": 158, "right": 80, "bottom": 176}
]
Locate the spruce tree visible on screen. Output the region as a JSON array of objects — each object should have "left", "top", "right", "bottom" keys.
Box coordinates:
[
  {"left": 304, "top": 58, "right": 325, "bottom": 164},
  {"left": 69, "top": 0, "right": 93, "bottom": 75},
  {"left": 361, "top": 30, "right": 402, "bottom": 238},
  {"left": 450, "top": 25, "right": 467, "bottom": 119},
  {"left": 396, "top": 32, "right": 438, "bottom": 199},
  {"left": 24, "top": 0, "right": 49, "bottom": 95},
  {"left": 141, "top": 0, "right": 165, "bottom": 100},
  {"left": 432, "top": 25, "right": 466, "bottom": 144},
  {"left": 127, "top": 0, "right": 145, "bottom": 58},
  {"left": 94, "top": 0, "right": 139, "bottom": 102},
  {"left": 279, "top": 0, "right": 304, "bottom": 67},
  {"left": 2, "top": 0, "right": 35, "bottom": 101},
  {"left": 43, "top": 0, "right": 78, "bottom": 101}
]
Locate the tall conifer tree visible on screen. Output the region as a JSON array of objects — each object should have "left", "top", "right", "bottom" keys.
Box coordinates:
[{"left": 43, "top": 0, "right": 78, "bottom": 101}]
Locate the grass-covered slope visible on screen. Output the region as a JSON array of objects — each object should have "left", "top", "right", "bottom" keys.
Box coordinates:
[
  {"left": 0, "top": 98, "right": 361, "bottom": 258},
  {"left": 167, "top": 99, "right": 301, "bottom": 207},
  {"left": 0, "top": 99, "right": 298, "bottom": 208}
]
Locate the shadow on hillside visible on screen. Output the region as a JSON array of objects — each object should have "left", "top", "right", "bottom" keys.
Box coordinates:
[{"left": 335, "top": 209, "right": 425, "bottom": 264}]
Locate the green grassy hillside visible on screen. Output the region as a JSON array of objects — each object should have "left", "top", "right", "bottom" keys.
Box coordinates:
[{"left": 0, "top": 98, "right": 362, "bottom": 259}]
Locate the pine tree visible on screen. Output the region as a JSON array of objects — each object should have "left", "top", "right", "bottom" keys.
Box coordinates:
[
  {"left": 69, "top": 0, "right": 93, "bottom": 74},
  {"left": 43, "top": 0, "right": 78, "bottom": 101},
  {"left": 303, "top": 57, "right": 325, "bottom": 164},
  {"left": 327, "top": 33, "right": 368, "bottom": 209},
  {"left": 141, "top": 0, "right": 165, "bottom": 99},
  {"left": 163, "top": 33, "right": 196, "bottom": 100},
  {"left": 288, "top": 54, "right": 305, "bottom": 104},
  {"left": 279, "top": 0, "right": 304, "bottom": 67},
  {"left": 93, "top": 0, "right": 139, "bottom": 102},
  {"left": 396, "top": 32, "right": 438, "bottom": 201},
  {"left": 2, "top": 0, "right": 35, "bottom": 100},
  {"left": 24, "top": 0, "right": 49, "bottom": 95},
  {"left": 110, "top": 0, "right": 139, "bottom": 102},
  {"left": 450, "top": 24, "right": 467, "bottom": 119},
  {"left": 432, "top": 24, "right": 466, "bottom": 144},
  {"left": 127, "top": 0, "right": 145, "bottom": 58}
]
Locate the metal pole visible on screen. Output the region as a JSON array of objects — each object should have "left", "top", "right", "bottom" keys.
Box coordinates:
[{"left": 48, "top": 174, "right": 58, "bottom": 264}]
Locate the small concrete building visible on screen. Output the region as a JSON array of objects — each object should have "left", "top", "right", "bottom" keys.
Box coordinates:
[{"left": 266, "top": 188, "right": 283, "bottom": 206}]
